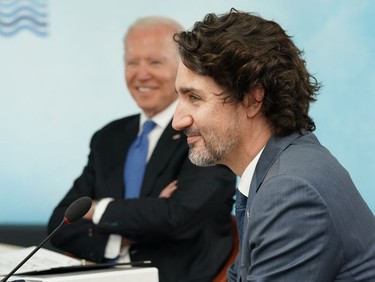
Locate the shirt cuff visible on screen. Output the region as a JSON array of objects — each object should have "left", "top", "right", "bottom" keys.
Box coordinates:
[
  {"left": 91, "top": 198, "right": 122, "bottom": 259},
  {"left": 104, "top": 234, "right": 122, "bottom": 259},
  {"left": 92, "top": 198, "right": 113, "bottom": 224}
]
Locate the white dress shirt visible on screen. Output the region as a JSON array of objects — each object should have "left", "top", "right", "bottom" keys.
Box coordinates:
[{"left": 237, "top": 147, "right": 264, "bottom": 197}]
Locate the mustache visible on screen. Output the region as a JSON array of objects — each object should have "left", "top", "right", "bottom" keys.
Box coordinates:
[{"left": 184, "top": 127, "right": 200, "bottom": 136}]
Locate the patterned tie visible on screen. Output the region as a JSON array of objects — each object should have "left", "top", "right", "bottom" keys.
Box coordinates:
[{"left": 124, "top": 120, "right": 156, "bottom": 199}]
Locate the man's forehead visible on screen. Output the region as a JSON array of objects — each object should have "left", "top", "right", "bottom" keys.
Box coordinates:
[
  {"left": 175, "top": 68, "right": 201, "bottom": 94},
  {"left": 176, "top": 62, "right": 200, "bottom": 84},
  {"left": 176, "top": 63, "right": 223, "bottom": 94}
]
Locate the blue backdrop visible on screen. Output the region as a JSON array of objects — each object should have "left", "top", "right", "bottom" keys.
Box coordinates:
[{"left": 0, "top": 0, "right": 374, "bottom": 224}]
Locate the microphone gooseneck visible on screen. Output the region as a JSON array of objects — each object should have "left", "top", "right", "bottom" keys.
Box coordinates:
[{"left": 0, "top": 197, "right": 92, "bottom": 282}]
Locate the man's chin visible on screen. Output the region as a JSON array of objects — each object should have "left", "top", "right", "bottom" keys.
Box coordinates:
[{"left": 188, "top": 149, "right": 217, "bottom": 167}]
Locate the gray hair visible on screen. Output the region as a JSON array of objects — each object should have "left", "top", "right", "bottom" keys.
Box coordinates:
[{"left": 124, "top": 16, "right": 184, "bottom": 41}]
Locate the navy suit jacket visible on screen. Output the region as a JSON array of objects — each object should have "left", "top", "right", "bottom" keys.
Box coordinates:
[
  {"left": 229, "top": 132, "right": 375, "bottom": 281},
  {"left": 48, "top": 114, "right": 236, "bottom": 282}
]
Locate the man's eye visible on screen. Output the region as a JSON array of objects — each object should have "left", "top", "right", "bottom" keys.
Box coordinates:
[
  {"left": 126, "top": 61, "right": 138, "bottom": 66},
  {"left": 151, "top": 60, "right": 161, "bottom": 65},
  {"left": 189, "top": 95, "right": 200, "bottom": 102}
]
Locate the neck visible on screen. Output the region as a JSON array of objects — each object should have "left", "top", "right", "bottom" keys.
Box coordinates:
[{"left": 224, "top": 118, "right": 272, "bottom": 177}]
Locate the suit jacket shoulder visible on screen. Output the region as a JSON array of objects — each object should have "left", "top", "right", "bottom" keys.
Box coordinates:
[{"left": 234, "top": 132, "right": 375, "bottom": 281}]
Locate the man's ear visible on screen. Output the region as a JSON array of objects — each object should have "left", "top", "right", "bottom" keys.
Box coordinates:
[{"left": 243, "top": 87, "right": 264, "bottom": 118}]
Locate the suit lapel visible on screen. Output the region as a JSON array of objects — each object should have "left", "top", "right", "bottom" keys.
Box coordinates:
[
  {"left": 247, "top": 132, "right": 302, "bottom": 209},
  {"left": 141, "top": 120, "right": 184, "bottom": 197}
]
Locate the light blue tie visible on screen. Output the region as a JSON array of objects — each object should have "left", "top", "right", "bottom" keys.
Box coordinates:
[{"left": 124, "top": 120, "right": 156, "bottom": 199}]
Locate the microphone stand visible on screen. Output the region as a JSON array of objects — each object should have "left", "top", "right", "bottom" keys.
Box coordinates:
[
  {"left": 1, "top": 196, "right": 91, "bottom": 282},
  {"left": 1, "top": 221, "right": 66, "bottom": 282}
]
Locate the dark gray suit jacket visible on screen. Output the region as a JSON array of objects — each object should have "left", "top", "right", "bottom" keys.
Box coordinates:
[
  {"left": 48, "top": 114, "right": 236, "bottom": 282},
  {"left": 229, "top": 132, "right": 375, "bottom": 281}
]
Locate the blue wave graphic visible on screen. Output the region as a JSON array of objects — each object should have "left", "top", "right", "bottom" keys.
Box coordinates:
[
  {"left": 0, "top": 24, "right": 46, "bottom": 36},
  {"left": 0, "top": 15, "right": 46, "bottom": 26},
  {"left": 0, "top": 0, "right": 46, "bottom": 8},
  {"left": 0, "top": 6, "right": 47, "bottom": 18},
  {"left": 0, "top": 0, "right": 48, "bottom": 37}
]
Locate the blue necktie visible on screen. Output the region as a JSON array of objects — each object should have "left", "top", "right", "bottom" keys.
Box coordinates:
[{"left": 124, "top": 120, "right": 156, "bottom": 199}]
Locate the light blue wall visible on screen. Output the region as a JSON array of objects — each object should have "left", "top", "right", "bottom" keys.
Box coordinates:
[{"left": 0, "top": 0, "right": 374, "bottom": 224}]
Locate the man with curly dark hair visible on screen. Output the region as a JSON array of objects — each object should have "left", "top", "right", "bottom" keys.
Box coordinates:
[{"left": 173, "top": 9, "right": 375, "bottom": 281}]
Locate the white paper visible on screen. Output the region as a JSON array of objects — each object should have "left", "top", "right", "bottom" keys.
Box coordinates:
[{"left": 0, "top": 247, "right": 82, "bottom": 275}]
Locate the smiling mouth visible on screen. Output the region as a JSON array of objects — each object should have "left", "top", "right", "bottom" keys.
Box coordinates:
[
  {"left": 186, "top": 135, "right": 201, "bottom": 145},
  {"left": 137, "top": 86, "right": 154, "bottom": 93},
  {"left": 184, "top": 128, "right": 201, "bottom": 144}
]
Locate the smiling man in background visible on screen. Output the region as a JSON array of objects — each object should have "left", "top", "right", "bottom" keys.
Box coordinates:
[{"left": 48, "top": 16, "right": 236, "bottom": 282}]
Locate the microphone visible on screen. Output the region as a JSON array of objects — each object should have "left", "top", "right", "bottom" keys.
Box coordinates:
[{"left": 1, "top": 196, "right": 92, "bottom": 282}]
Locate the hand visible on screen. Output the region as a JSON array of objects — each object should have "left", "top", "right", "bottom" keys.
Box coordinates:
[
  {"left": 122, "top": 237, "right": 136, "bottom": 247},
  {"left": 83, "top": 200, "right": 97, "bottom": 221},
  {"left": 159, "top": 180, "right": 178, "bottom": 198}
]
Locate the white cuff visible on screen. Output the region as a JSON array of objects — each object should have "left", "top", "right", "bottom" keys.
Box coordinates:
[
  {"left": 104, "top": 234, "right": 122, "bottom": 259},
  {"left": 92, "top": 198, "right": 113, "bottom": 224},
  {"left": 91, "top": 198, "right": 121, "bottom": 259}
]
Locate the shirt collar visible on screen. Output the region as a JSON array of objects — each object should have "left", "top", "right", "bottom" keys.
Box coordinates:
[
  {"left": 140, "top": 100, "right": 177, "bottom": 130},
  {"left": 237, "top": 147, "right": 265, "bottom": 197}
]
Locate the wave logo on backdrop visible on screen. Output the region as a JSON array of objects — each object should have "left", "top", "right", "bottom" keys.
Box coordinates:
[{"left": 0, "top": 0, "right": 48, "bottom": 37}]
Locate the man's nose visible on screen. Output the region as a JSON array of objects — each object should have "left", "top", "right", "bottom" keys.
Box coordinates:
[
  {"left": 135, "top": 64, "right": 152, "bottom": 80},
  {"left": 172, "top": 101, "right": 193, "bottom": 131}
]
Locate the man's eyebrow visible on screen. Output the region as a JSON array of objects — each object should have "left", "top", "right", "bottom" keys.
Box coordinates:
[{"left": 176, "top": 87, "right": 196, "bottom": 94}]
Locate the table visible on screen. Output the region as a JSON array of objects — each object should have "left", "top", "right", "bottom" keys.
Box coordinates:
[{"left": 0, "top": 244, "right": 159, "bottom": 282}]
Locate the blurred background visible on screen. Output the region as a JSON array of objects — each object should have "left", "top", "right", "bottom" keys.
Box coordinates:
[{"left": 1, "top": 0, "right": 374, "bottom": 225}]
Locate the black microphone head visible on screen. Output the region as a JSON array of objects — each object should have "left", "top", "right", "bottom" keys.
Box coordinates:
[{"left": 63, "top": 196, "right": 92, "bottom": 224}]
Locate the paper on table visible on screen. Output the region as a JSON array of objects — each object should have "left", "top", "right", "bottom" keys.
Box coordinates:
[{"left": 0, "top": 247, "right": 82, "bottom": 275}]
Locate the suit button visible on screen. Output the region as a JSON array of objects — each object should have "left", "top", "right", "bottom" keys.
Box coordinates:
[{"left": 130, "top": 249, "right": 138, "bottom": 255}]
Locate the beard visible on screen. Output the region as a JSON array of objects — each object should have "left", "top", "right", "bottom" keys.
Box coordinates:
[{"left": 187, "top": 125, "right": 239, "bottom": 167}]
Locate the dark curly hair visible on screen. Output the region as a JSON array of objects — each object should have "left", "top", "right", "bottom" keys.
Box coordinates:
[{"left": 173, "top": 8, "right": 321, "bottom": 137}]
